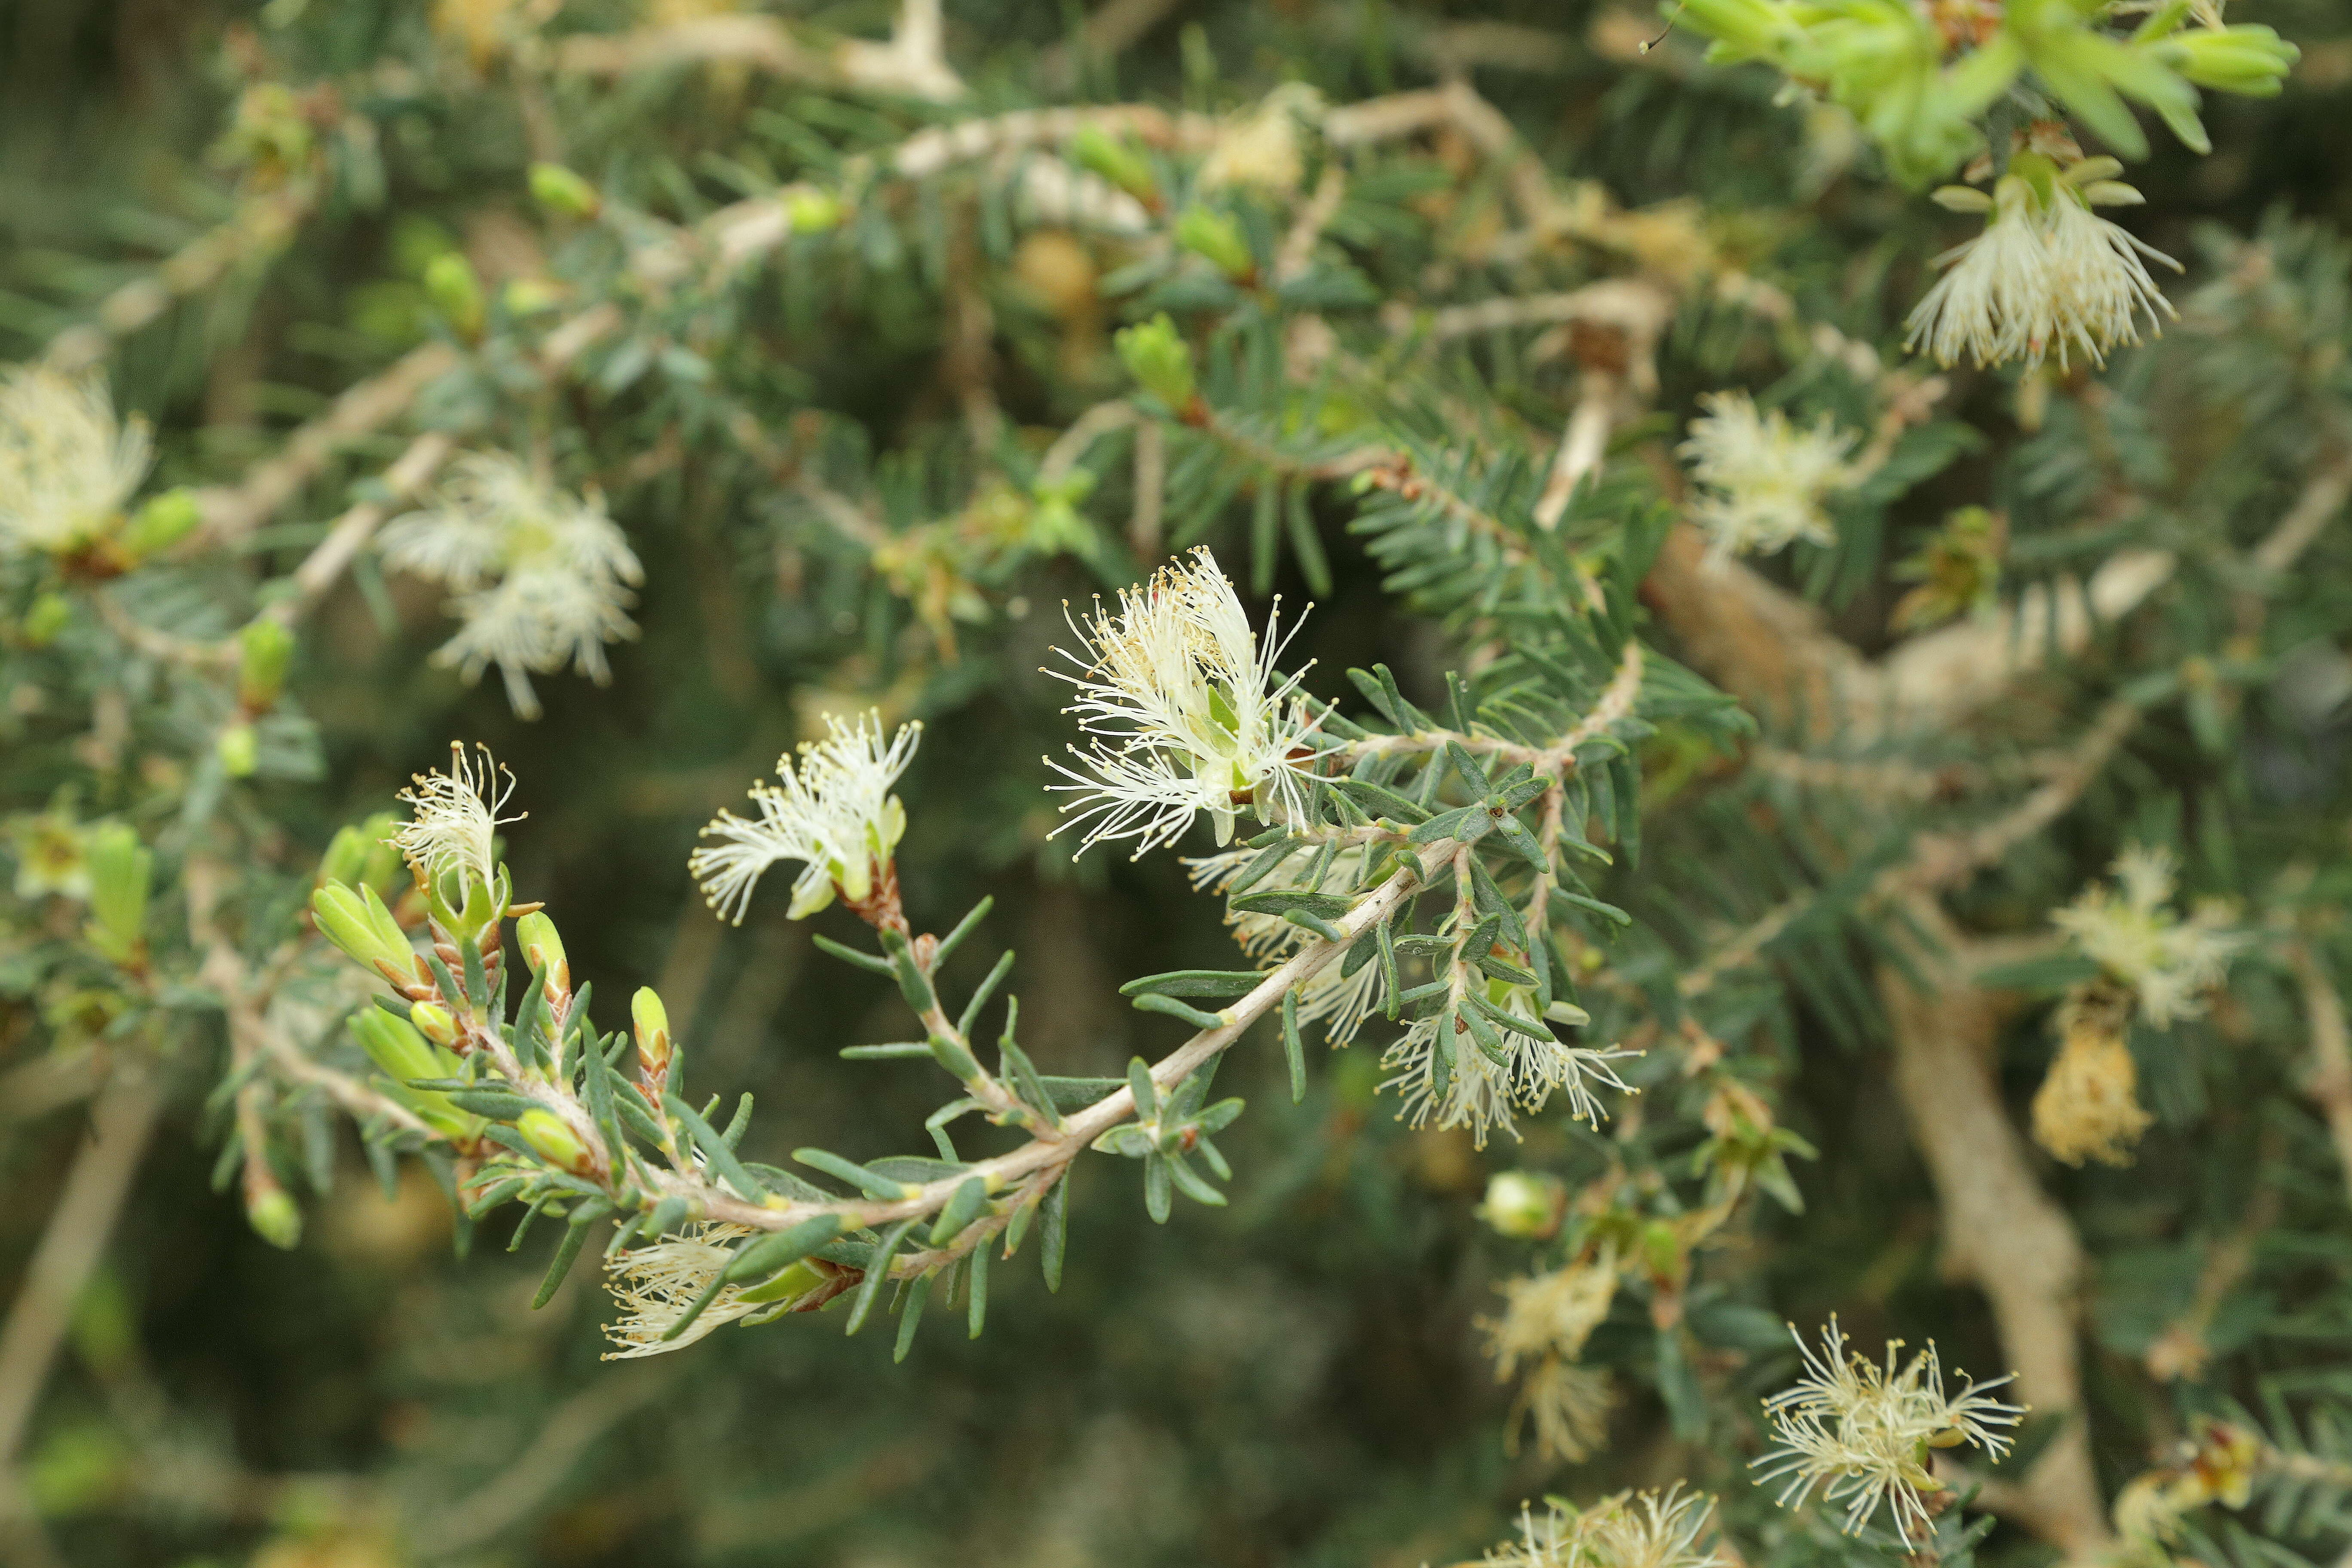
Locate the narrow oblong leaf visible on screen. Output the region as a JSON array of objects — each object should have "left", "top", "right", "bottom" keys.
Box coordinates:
[
  {"left": 810, "top": 933, "right": 895, "bottom": 976},
  {"left": 1119, "top": 969, "right": 1265, "bottom": 999},
  {"left": 1130, "top": 992, "right": 1225, "bottom": 1029},
  {"left": 1282, "top": 987, "right": 1305, "bottom": 1104},
  {"left": 794, "top": 1148, "right": 914, "bottom": 1200},
  {"left": 1041, "top": 1173, "right": 1069, "bottom": 1291},
  {"left": 930, "top": 895, "right": 995, "bottom": 970},
  {"left": 724, "top": 1214, "right": 845, "bottom": 1284},
  {"left": 844, "top": 1219, "right": 919, "bottom": 1335}
]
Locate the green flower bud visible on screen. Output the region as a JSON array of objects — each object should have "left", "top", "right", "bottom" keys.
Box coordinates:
[
  {"left": 21, "top": 591, "right": 70, "bottom": 647},
  {"left": 316, "top": 824, "right": 372, "bottom": 890},
  {"left": 1676, "top": 0, "right": 1795, "bottom": 61},
  {"left": 1070, "top": 125, "right": 1159, "bottom": 202},
  {"left": 348, "top": 1009, "right": 444, "bottom": 1083},
  {"left": 118, "top": 489, "right": 202, "bottom": 560},
  {"left": 216, "top": 722, "right": 259, "bottom": 778},
  {"left": 407, "top": 1001, "right": 459, "bottom": 1048},
  {"left": 516, "top": 1108, "right": 594, "bottom": 1174},
  {"left": 1114, "top": 313, "right": 1197, "bottom": 411},
  {"left": 245, "top": 1186, "right": 303, "bottom": 1250},
  {"left": 1476, "top": 1171, "right": 1565, "bottom": 1239},
  {"left": 527, "top": 162, "right": 601, "bottom": 219},
  {"left": 423, "top": 252, "right": 486, "bottom": 340},
  {"left": 517, "top": 910, "right": 569, "bottom": 993},
  {"left": 354, "top": 812, "right": 403, "bottom": 892},
  {"left": 784, "top": 188, "right": 844, "bottom": 234},
  {"left": 502, "top": 278, "right": 563, "bottom": 316},
  {"left": 83, "top": 822, "right": 151, "bottom": 965},
  {"left": 312, "top": 880, "right": 415, "bottom": 979},
  {"left": 732, "top": 1258, "right": 827, "bottom": 1306},
  {"left": 236, "top": 616, "right": 295, "bottom": 711},
  {"left": 631, "top": 986, "right": 671, "bottom": 1084},
  {"left": 1175, "top": 205, "right": 1254, "bottom": 279},
  {"left": 2155, "top": 24, "right": 2298, "bottom": 94}
]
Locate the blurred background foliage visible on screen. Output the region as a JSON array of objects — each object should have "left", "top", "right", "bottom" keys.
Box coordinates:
[{"left": 4, "top": 0, "right": 2352, "bottom": 1566}]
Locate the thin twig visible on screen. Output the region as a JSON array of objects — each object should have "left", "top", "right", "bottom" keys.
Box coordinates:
[
  {"left": 2288, "top": 941, "right": 2352, "bottom": 1203},
  {"left": 0, "top": 1072, "right": 166, "bottom": 1473}
]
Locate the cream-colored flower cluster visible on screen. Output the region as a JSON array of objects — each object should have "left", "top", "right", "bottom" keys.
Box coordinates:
[
  {"left": 1046, "top": 547, "right": 1317, "bottom": 855},
  {"left": 1678, "top": 391, "right": 1858, "bottom": 561},
  {"left": 0, "top": 364, "right": 152, "bottom": 557},
  {"left": 1907, "top": 159, "right": 2180, "bottom": 372},
  {"left": 2052, "top": 845, "right": 2244, "bottom": 1028},
  {"left": 1753, "top": 1318, "right": 2024, "bottom": 1536},
  {"left": 381, "top": 452, "right": 643, "bottom": 719},
  {"left": 691, "top": 711, "right": 921, "bottom": 923},
  {"left": 1481, "top": 1486, "right": 1724, "bottom": 1568},
  {"left": 389, "top": 741, "right": 521, "bottom": 892}
]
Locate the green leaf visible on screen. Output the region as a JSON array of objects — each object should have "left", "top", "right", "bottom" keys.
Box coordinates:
[
  {"left": 845, "top": 1219, "right": 919, "bottom": 1335},
  {"left": 1281, "top": 987, "right": 1305, "bottom": 1104},
  {"left": 793, "top": 1148, "right": 914, "bottom": 1200},
  {"left": 1041, "top": 1174, "right": 1069, "bottom": 1292},
  {"left": 725, "top": 1215, "right": 846, "bottom": 1284},
  {"left": 1130, "top": 992, "right": 1227, "bottom": 1029},
  {"left": 1120, "top": 969, "right": 1265, "bottom": 999}
]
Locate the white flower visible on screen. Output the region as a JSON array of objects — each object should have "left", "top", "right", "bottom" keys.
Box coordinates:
[
  {"left": 389, "top": 742, "right": 521, "bottom": 891},
  {"left": 1199, "top": 84, "right": 1322, "bottom": 195},
  {"left": 1906, "top": 165, "right": 2180, "bottom": 372},
  {"left": 690, "top": 710, "right": 919, "bottom": 923},
  {"left": 1184, "top": 843, "right": 1384, "bottom": 1044},
  {"left": 380, "top": 452, "right": 642, "bottom": 720},
  {"left": 1378, "top": 975, "right": 1637, "bottom": 1147},
  {"left": 0, "top": 364, "right": 152, "bottom": 555},
  {"left": 1483, "top": 1250, "right": 1620, "bottom": 1375},
  {"left": 1678, "top": 391, "right": 1858, "bottom": 560},
  {"left": 2052, "top": 845, "right": 2245, "bottom": 1027},
  {"left": 1483, "top": 1486, "right": 1724, "bottom": 1568},
  {"left": 1045, "top": 547, "right": 1317, "bottom": 856},
  {"left": 1753, "top": 1318, "right": 2024, "bottom": 1537},
  {"left": 1507, "top": 1357, "right": 1617, "bottom": 1465},
  {"left": 601, "top": 1223, "right": 770, "bottom": 1358},
  {"left": 2039, "top": 191, "right": 2178, "bottom": 365}
]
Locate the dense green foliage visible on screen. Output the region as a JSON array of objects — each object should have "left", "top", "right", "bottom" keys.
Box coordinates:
[{"left": 3, "top": 2, "right": 2352, "bottom": 1566}]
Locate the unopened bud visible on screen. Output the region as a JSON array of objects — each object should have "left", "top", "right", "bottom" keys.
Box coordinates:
[
  {"left": 348, "top": 1009, "right": 445, "bottom": 1083},
  {"left": 312, "top": 880, "right": 415, "bottom": 977},
  {"left": 528, "top": 162, "right": 601, "bottom": 218},
  {"left": 245, "top": 1186, "right": 303, "bottom": 1250},
  {"left": 423, "top": 252, "right": 485, "bottom": 340},
  {"left": 119, "top": 488, "right": 202, "bottom": 559},
  {"left": 1070, "top": 126, "right": 1158, "bottom": 202},
  {"left": 20, "top": 592, "right": 70, "bottom": 647},
  {"left": 84, "top": 821, "right": 151, "bottom": 965},
  {"left": 316, "top": 824, "right": 371, "bottom": 890},
  {"left": 784, "top": 188, "right": 843, "bottom": 234},
  {"left": 517, "top": 910, "right": 569, "bottom": 995},
  {"left": 237, "top": 616, "right": 295, "bottom": 710},
  {"left": 1641, "top": 1219, "right": 1681, "bottom": 1279},
  {"left": 517, "top": 1108, "right": 593, "bottom": 1174},
  {"left": 1476, "top": 1171, "right": 1565, "bottom": 1239},
  {"left": 502, "top": 277, "right": 563, "bottom": 316},
  {"left": 732, "top": 1258, "right": 827, "bottom": 1306},
  {"left": 408, "top": 1001, "right": 459, "bottom": 1048},
  {"left": 1175, "top": 206, "right": 1254, "bottom": 280},
  {"left": 632, "top": 986, "right": 671, "bottom": 1083},
  {"left": 216, "top": 722, "right": 258, "bottom": 778},
  {"left": 1114, "top": 313, "right": 1197, "bottom": 411}
]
